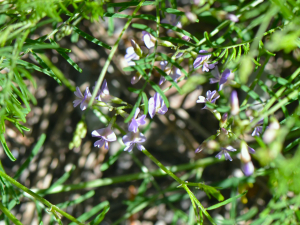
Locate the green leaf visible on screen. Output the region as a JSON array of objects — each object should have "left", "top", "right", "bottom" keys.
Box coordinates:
[
  {"left": 157, "top": 53, "right": 188, "bottom": 76},
  {"left": 128, "top": 87, "right": 141, "bottom": 94},
  {"left": 154, "top": 66, "right": 182, "bottom": 94},
  {"left": 149, "top": 81, "right": 169, "bottom": 107},
  {"left": 57, "top": 190, "right": 95, "bottom": 209},
  {"left": 42, "top": 165, "right": 76, "bottom": 195},
  {"left": 124, "top": 94, "right": 142, "bottom": 123},
  {"left": 100, "top": 149, "right": 123, "bottom": 171},
  {"left": 72, "top": 26, "right": 111, "bottom": 50},
  {"left": 284, "top": 138, "right": 300, "bottom": 152},
  {"left": 69, "top": 201, "right": 110, "bottom": 225},
  {"left": 0, "top": 134, "right": 16, "bottom": 161},
  {"left": 159, "top": 23, "right": 199, "bottom": 42},
  {"left": 163, "top": 8, "right": 185, "bottom": 16},
  {"left": 142, "top": 92, "right": 148, "bottom": 115},
  {"left": 49, "top": 38, "right": 82, "bottom": 73},
  {"left": 159, "top": 36, "right": 196, "bottom": 47},
  {"left": 207, "top": 191, "right": 247, "bottom": 210},
  {"left": 131, "top": 23, "right": 157, "bottom": 37},
  {"left": 123, "top": 64, "right": 152, "bottom": 72},
  {"left": 89, "top": 205, "right": 110, "bottom": 225},
  {"left": 103, "top": 12, "right": 156, "bottom": 21},
  {"left": 107, "top": 1, "right": 155, "bottom": 7},
  {"left": 197, "top": 183, "right": 224, "bottom": 201},
  {"left": 30, "top": 52, "right": 62, "bottom": 84},
  {"left": 240, "top": 85, "right": 262, "bottom": 103},
  {"left": 14, "top": 134, "right": 46, "bottom": 179}
]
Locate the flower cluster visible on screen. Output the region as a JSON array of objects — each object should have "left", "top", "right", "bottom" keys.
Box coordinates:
[{"left": 72, "top": 13, "right": 263, "bottom": 178}]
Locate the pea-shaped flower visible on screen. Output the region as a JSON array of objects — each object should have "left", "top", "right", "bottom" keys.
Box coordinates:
[
  {"left": 210, "top": 67, "right": 232, "bottom": 90},
  {"left": 128, "top": 108, "right": 146, "bottom": 133},
  {"left": 125, "top": 46, "right": 139, "bottom": 66},
  {"left": 158, "top": 61, "right": 181, "bottom": 85},
  {"left": 73, "top": 87, "right": 92, "bottom": 111},
  {"left": 93, "top": 79, "right": 111, "bottom": 103},
  {"left": 142, "top": 31, "right": 156, "bottom": 49},
  {"left": 196, "top": 90, "right": 220, "bottom": 109},
  {"left": 193, "top": 50, "right": 217, "bottom": 72},
  {"left": 148, "top": 93, "right": 168, "bottom": 118},
  {"left": 122, "top": 131, "right": 146, "bottom": 152},
  {"left": 215, "top": 146, "right": 237, "bottom": 161},
  {"left": 91, "top": 126, "right": 117, "bottom": 149}
]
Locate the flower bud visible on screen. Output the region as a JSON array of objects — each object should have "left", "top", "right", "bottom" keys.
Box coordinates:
[
  {"left": 195, "top": 144, "right": 204, "bottom": 153},
  {"left": 159, "top": 40, "right": 175, "bottom": 48},
  {"left": 131, "top": 39, "right": 143, "bottom": 57},
  {"left": 131, "top": 73, "right": 142, "bottom": 85},
  {"left": 241, "top": 161, "right": 254, "bottom": 176},
  {"left": 182, "top": 36, "right": 190, "bottom": 42},
  {"left": 230, "top": 90, "right": 239, "bottom": 116},
  {"left": 240, "top": 141, "right": 251, "bottom": 163},
  {"left": 263, "top": 118, "right": 280, "bottom": 143}
]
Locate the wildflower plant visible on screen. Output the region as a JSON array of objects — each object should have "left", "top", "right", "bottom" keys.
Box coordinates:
[{"left": 1, "top": 0, "right": 300, "bottom": 224}]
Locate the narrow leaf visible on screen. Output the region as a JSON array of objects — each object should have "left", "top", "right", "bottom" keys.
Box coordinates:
[
  {"left": 142, "top": 92, "right": 148, "bottom": 115},
  {"left": 14, "top": 134, "right": 46, "bottom": 179},
  {"left": 163, "top": 8, "right": 185, "bottom": 16},
  {"left": 207, "top": 191, "right": 247, "bottom": 210},
  {"left": 49, "top": 39, "right": 82, "bottom": 73},
  {"left": 155, "top": 66, "right": 182, "bottom": 94},
  {"left": 149, "top": 81, "right": 170, "bottom": 107},
  {"left": 124, "top": 94, "right": 142, "bottom": 123},
  {"left": 72, "top": 26, "right": 111, "bottom": 50}
]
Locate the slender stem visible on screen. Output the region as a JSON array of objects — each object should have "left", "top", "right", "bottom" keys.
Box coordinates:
[
  {"left": 263, "top": 67, "right": 300, "bottom": 112},
  {"left": 241, "top": 55, "right": 271, "bottom": 106},
  {"left": 142, "top": 149, "right": 216, "bottom": 224},
  {"left": 182, "top": 185, "right": 216, "bottom": 225},
  {"left": 35, "top": 156, "right": 220, "bottom": 195},
  {"left": 142, "top": 149, "right": 183, "bottom": 184},
  {"left": 0, "top": 171, "right": 84, "bottom": 225},
  {"left": 88, "top": 0, "right": 146, "bottom": 107},
  {"left": 0, "top": 201, "right": 22, "bottom": 225}
]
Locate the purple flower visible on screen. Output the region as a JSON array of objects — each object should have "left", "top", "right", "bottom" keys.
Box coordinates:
[
  {"left": 230, "top": 90, "right": 239, "bottom": 115},
  {"left": 122, "top": 131, "right": 146, "bottom": 152},
  {"left": 93, "top": 79, "right": 111, "bottom": 103},
  {"left": 128, "top": 108, "right": 146, "bottom": 133},
  {"left": 210, "top": 67, "right": 232, "bottom": 90},
  {"left": 158, "top": 61, "right": 181, "bottom": 85},
  {"left": 73, "top": 87, "right": 92, "bottom": 111},
  {"left": 195, "top": 144, "right": 204, "bottom": 153},
  {"left": 196, "top": 90, "right": 220, "bottom": 109},
  {"left": 215, "top": 146, "right": 237, "bottom": 161},
  {"left": 252, "top": 119, "right": 264, "bottom": 136},
  {"left": 248, "top": 146, "right": 256, "bottom": 154},
  {"left": 91, "top": 126, "right": 117, "bottom": 149},
  {"left": 226, "top": 14, "right": 239, "bottom": 23},
  {"left": 148, "top": 93, "right": 168, "bottom": 118},
  {"left": 193, "top": 50, "right": 218, "bottom": 72},
  {"left": 142, "top": 31, "right": 156, "bottom": 49},
  {"left": 131, "top": 74, "right": 142, "bottom": 85},
  {"left": 125, "top": 46, "right": 139, "bottom": 66},
  {"left": 241, "top": 161, "right": 254, "bottom": 176}
]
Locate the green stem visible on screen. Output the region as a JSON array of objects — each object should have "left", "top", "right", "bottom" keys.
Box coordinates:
[
  {"left": 263, "top": 67, "right": 300, "bottom": 112},
  {"left": 35, "top": 157, "right": 219, "bottom": 194},
  {"left": 142, "top": 149, "right": 216, "bottom": 224},
  {"left": 0, "top": 171, "right": 84, "bottom": 225},
  {"left": 182, "top": 185, "right": 216, "bottom": 225},
  {"left": 0, "top": 201, "right": 22, "bottom": 225},
  {"left": 241, "top": 55, "right": 271, "bottom": 107},
  {"left": 142, "top": 149, "right": 183, "bottom": 184},
  {"left": 88, "top": 0, "right": 146, "bottom": 107}
]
